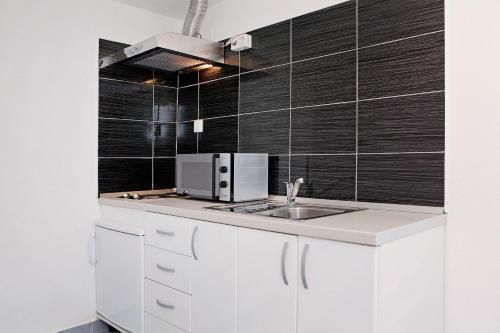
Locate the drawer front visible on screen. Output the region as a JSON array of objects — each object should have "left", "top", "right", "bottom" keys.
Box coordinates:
[
  {"left": 145, "top": 279, "right": 191, "bottom": 332},
  {"left": 145, "top": 245, "right": 191, "bottom": 294},
  {"left": 145, "top": 313, "right": 187, "bottom": 333},
  {"left": 145, "top": 213, "right": 192, "bottom": 255}
]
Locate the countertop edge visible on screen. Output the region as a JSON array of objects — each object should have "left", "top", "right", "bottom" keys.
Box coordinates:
[{"left": 98, "top": 198, "right": 446, "bottom": 246}]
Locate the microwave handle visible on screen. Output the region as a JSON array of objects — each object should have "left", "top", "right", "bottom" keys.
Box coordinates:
[{"left": 212, "top": 154, "right": 220, "bottom": 200}]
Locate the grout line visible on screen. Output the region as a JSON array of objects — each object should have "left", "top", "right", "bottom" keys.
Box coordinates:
[
  {"left": 358, "top": 90, "right": 445, "bottom": 103},
  {"left": 175, "top": 72, "right": 179, "bottom": 158},
  {"left": 358, "top": 151, "right": 445, "bottom": 155},
  {"left": 98, "top": 156, "right": 154, "bottom": 159},
  {"left": 355, "top": 0, "right": 359, "bottom": 202},
  {"left": 237, "top": 51, "right": 241, "bottom": 152},
  {"left": 358, "top": 29, "right": 445, "bottom": 50},
  {"left": 151, "top": 77, "right": 155, "bottom": 190},
  {"left": 196, "top": 71, "right": 200, "bottom": 153},
  {"left": 98, "top": 117, "right": 154, "bottom": 123},
  {"left": 292, "top": 47, "right": 357, "bottom": 64},
  {"left": 154, "top": 156, "right": 177, "bottom": 159},
  {"left": 99, "top": 76, "right": 176, "bottom": 89},
  {"left": 288, "top": 19, "right": 293, "bottom": 182}
]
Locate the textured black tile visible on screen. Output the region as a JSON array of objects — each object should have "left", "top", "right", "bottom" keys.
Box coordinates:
[
  {"left": 154, "top": 86, "right": 177, "bottom": 122},
  {"left": 358, "top": 32, "right": 444, "bottom": 99},
  {"left": 200, "top": 43, "right": 239, "bottom": 82},
  {"left": 358, "top": 93, "right": 445, "bottom": 153},
  {"left": 239, "top": 110, "right": 290, "bottom": 155},
  {"left": 99, "top": 39, "right": 128, "bottom": 59},
  {"left": 178, "top": 86, "right": 198, "bottom": 122},
  {"left": 292, "top": 0, "right": 356, "bottom": 61},
  {"left": 240, "top": 65, "right": 290, "bottom": 114},
  {"left": 99, "top": 79, "right": 153, "bottom": 120},
  {"left": 98, "top": 158, "right": 152, "bottom": 193},
  {"left": 154, "top": 123, "right": 176, "bottom": 157},
  {"left": 154, "top": 158, "right": 176, "bottom": 189},
  {"left": 200, "top": 77, "right": 239, "bottom": 118},
  {"left": 291, "top": 103, "right": 356, "bottom": 154},
  {"left": 290, "top": 155, "right": 356, "bottom": 200},
  {"left": 99, "top": 64, "right": 154, "bottom": 84},
  {"left": 179, "top": 71, "right": 198, "bottom": 87},
  {"left": 269, "top": 156, "right": 289, "bottom": 196},
  {"left": 177, "top": 122, "right": 197, "bottom": 154},
  {"left": 153, "top": 70, "right": 178, "bottom": 87},
  {"left": 240, "top": 20, "right": 291, "bottom": 72},
  {"left": 198, "top": 116, "right": 238, "bottom": 153},
  {"left": 292, "top": 51, "right": 356, "bottom": 107},
  {"left": 98, "top": 119, "right": 152, "bottom": 157},
  {"left": 359, "top": 0, "right": 444, "bottom": 47},
  {"left": 357, "top": 153, "right": 444, "bottom": 206}
]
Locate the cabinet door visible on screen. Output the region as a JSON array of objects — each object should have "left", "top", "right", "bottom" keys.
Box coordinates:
[
  {"left": 191, "top": 221, "right": 237, "bottom": 333},
  {"left": 298, "top": 236, "right": 376, "bottom": 333},
  {"left": 238, "top": 228, "right": 297, "bottom": 333}
]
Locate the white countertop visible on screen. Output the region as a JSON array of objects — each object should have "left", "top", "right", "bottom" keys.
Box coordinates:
[{"left": 98, "top": 194, "right": 446, "bottom": 246}]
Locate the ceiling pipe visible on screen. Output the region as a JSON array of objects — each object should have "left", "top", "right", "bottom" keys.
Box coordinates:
[{"left": 182, "top": 0, "right": 208, "bottom": 38}]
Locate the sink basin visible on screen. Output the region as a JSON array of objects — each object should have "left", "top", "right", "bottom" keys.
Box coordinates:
[
  {"left": 255, "top": 206, "right": 357, "bottom": 220},
  {"left": 208, "top": 201, "right": 362, "bottom": 221}
]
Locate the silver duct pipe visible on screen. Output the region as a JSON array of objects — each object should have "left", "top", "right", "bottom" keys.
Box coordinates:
[{"left": 182, "top": 0, "right": 208, "bottom": 38}]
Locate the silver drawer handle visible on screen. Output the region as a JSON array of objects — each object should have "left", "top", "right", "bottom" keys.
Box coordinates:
[
  {"left": 301, "top": 244, "right": 310, "bottom": 290},
  {"left": 191, "top": 226, "right": 198, "bottom": 260},
  {"left": 156, "top": 299, "right": 175, "bottom": 310},
  {"left": 156, "top": 229, "right": 175, "bottom": 236},
  {"left": 156, "top": 264, "right": 175, "bottom": 273},
  {"left": 281, "top": 242, "right": 289, "bottom": 286}
]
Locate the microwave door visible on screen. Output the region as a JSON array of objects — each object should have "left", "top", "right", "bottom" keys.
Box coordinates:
[{"left": 176, "top": 154, "right": 215, "bottom": 199}]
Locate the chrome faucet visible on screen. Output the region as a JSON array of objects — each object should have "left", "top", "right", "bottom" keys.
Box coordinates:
[{"left": 284, "top": 178, "right": 304, "bottom": 206}]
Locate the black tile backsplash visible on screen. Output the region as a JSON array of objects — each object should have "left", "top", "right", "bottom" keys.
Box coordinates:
[
  {"left": 240, "top": 20, "right": 291, "bottom": 72},
  {"left": 358, "top": 93, "right": 445, "bottom": 153},
  {"left": 292, "top": 51, "right": 357, "bottom": 107},
  {"left": 239, "top": 110, "right": 290, "bottom": 155},
  {"left": 200, "top": 77, "right": 239, "bottom": 118},
  {"left": 198, "top": 116, "right": 238, "bottom": 153},
  {"left": 291, "top": 103, "right": 356, "bottom": 154},
  {"left": 358, "top": 0, "right": 444, "bottom": 47},
  {"left": 98, "top": 158, "right": 152, "bottom": 193},
  {"left": 292, "top": 0, "right": 357, "bottom": 61},
  {"left": 154, "top": 123, "right": 177, "bottom": 157},
  {"left": 357, "top": 153, "right": 444, "bottom": 206},
  {"left": 291, "top": 155, "right": 356, "bottom": 201},
  {"left": 358, "top": 32, "right": 444, "bottom": 99},
  {"left": 240, "top": 65, "right": 290, "bottom": 114},
  {"left": 99, "top": 0, "right": 445, "bottom": 206},
  {"left": 98, "top": 118, "right": 152, "bottom": 158},
  {"left": 153, "top": 158, "right": 176, "bottom": 189},
  {"left": 154, "top": 86, "right": 177, "bottom": 122},
  {"left": 99, "top": 79, "right": 153, "bottom": 120}
]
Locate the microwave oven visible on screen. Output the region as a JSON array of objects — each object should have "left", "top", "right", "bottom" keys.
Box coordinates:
[{"left": 176, "top": 153, "right": 268, "bottom": 202}]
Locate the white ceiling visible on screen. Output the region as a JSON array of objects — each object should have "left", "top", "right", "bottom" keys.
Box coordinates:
[{"left": 113, "top": 0, "right": 224, "bottom": 20}]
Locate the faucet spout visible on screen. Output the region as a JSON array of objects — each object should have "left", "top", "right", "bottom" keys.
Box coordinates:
[{"left": 284, "top": 178, "right": 304, "bottom": 206}]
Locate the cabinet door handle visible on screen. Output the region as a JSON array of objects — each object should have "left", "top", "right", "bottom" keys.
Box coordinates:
[
  {"left": 281, "top": 242, "right": 289, "bottom": 286},
  {"left": 156, "top": 229, "right": 175, "bottom": 236},
  {"left": 156, "top": 299, "right": 175, "bottom": 310},
  {"left": 156, "top": 264, "right": 175, "bottom": 273},
  {"left": 191, "top": 225, "right": 198, "bottom": 260},
  {"left": 301, "top": 244, "right": 310, "bottom": 289}
]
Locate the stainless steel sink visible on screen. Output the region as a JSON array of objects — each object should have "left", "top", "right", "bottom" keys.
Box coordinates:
[{"left": 208, "top": 202, "right": 363, "bottom": 221}]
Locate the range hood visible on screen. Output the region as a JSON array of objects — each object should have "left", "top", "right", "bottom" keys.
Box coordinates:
[{"left": 99, "top": 0, "right": 224, "bottom": 73}]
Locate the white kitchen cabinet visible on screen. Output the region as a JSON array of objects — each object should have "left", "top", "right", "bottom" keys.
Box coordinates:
[
  {"left": 191, "top": 221, "right": 237, "bottom": 333},
  {"left": 297, "top": 236, "right": 376, "bottom": 333},
  {"left": 237, "top": 228, "right": 297, "bottom": 333}
]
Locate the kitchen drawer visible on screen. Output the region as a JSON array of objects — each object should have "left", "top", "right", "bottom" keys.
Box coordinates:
[
  {"left": 145, "top": 279, "right": 191, "bottom": 332},
  {"left": 145, "top": 213, "right": 192, "bottom": 255},
  {"left": 145, "top": 313, "right": 187, "bottom": 333},
  {"left": 145, "top": 245, "right": 191, "bottom": 294}
]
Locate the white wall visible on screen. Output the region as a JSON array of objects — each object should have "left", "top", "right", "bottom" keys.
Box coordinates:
[
  {"left": 445, "top": 0, "right": 500, "bottom": 332},
  {"left": 200, "top": 0, "right": 347, "bottom": 41},
  {"left": 201, "top": 0, "right": 500, "bottom": 332},
  {"left": 0, "top": 1, "right": 180, "bottom": 332}
]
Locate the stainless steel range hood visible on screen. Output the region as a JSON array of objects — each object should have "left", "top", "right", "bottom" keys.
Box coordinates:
[
  {"left": 99, "top": 0, "right": 224, "bottom": 73},
  {"left": 99, "top": 32, "right": 224, "bottom": 72}
]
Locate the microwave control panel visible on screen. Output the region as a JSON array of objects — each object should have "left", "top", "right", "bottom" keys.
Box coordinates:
[{"left": 218, "top": 153, "right": 231, "bottom": 201}]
